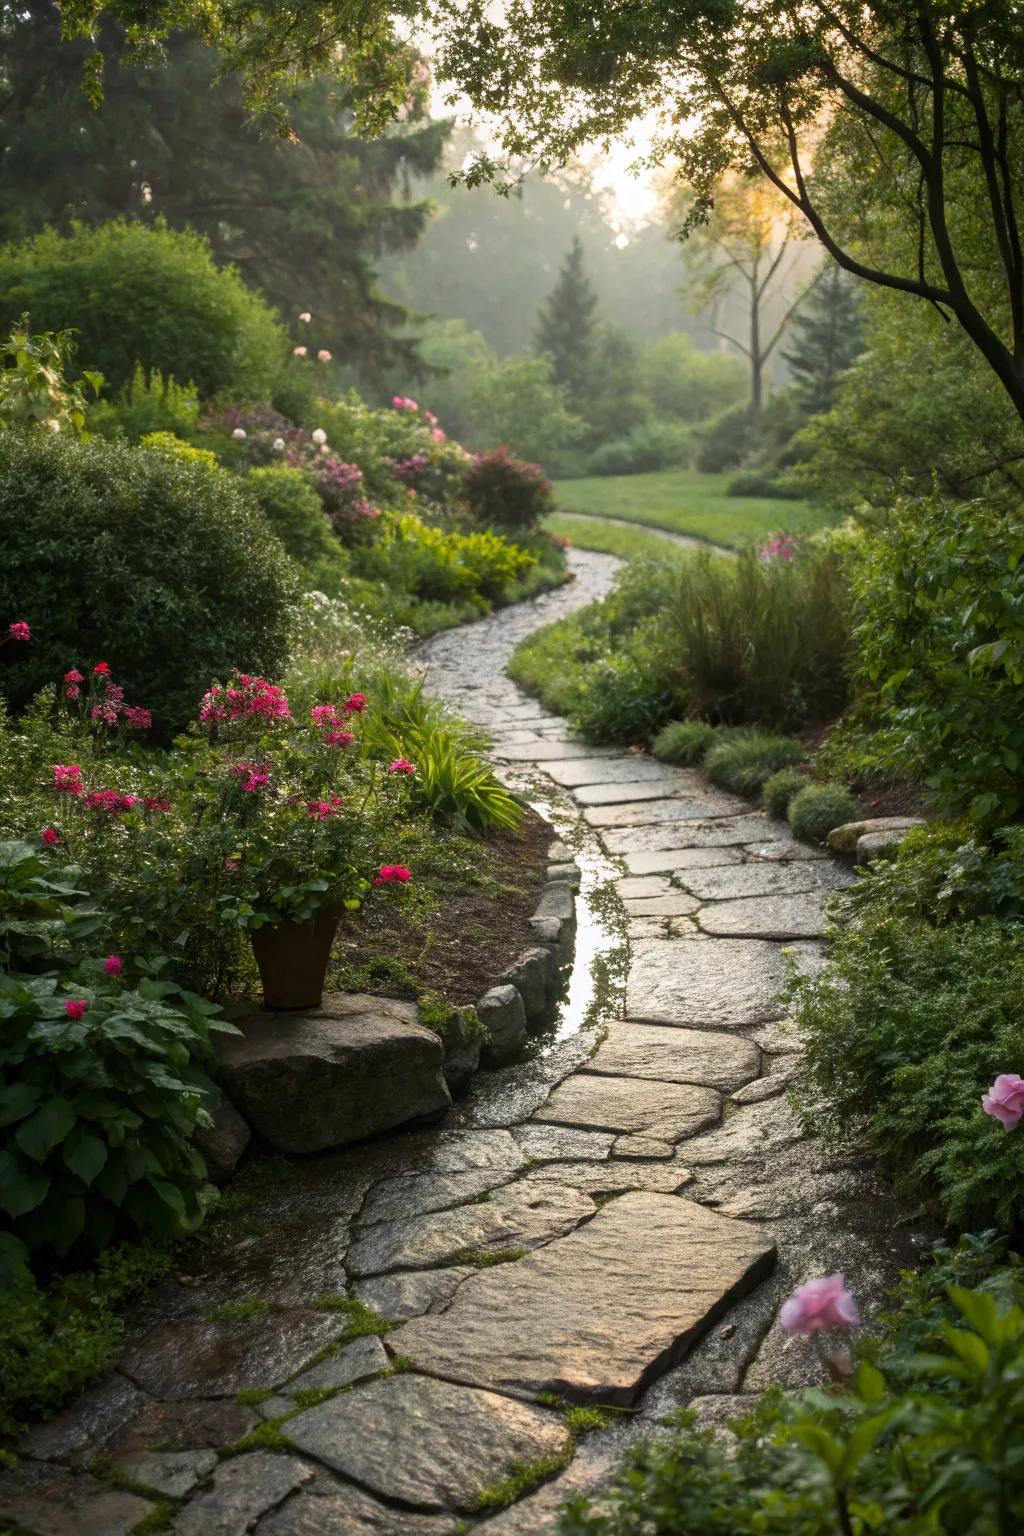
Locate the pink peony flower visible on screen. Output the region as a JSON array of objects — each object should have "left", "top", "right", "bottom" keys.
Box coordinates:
[
  {"left": 64, "top": 999, "right": 88, "bottom": 1021},
  {"left": 981, "top": 1073, "right": 1024, "bottom": 1131},
  {"left": 8, "top": 621, "right": 30, "bottom": 641},
  {"left": 41, "top": 827, "right": 61, "bottom": 846},
  {"left": 387, "top": 758, "right": 416, "bottom": 775},
  {"left": 344, "top": 692, "right": 367, "bottom": 715},
  {"left": 310, "top": 705, "right": 337, "bottom": 726},
  {"left": 374, "top": 864, "right": 412, "bottom": 886},
  {"left": 780, "top": 1274, "right": 859, "bottom": 1335},
  {"left": 431, "top": 428, "right": 446, "bottom": 442},
  {"left": 391, "top": 396, "right": 419, "bottom": 413},
  {"left": 293, "top": 345, "right": 308, "bottom": 357},
  {"left": 298, "top": 311, "right": 312, "bottom": 323},
  {"left": 317, "top": 349, "right": 332, "bottom": 362},
  {"left": 103, "top": 955, "right": 123, "bottom": 977},
  {"left": 53, "top": 764, "right": 84, "bottom": 795}
]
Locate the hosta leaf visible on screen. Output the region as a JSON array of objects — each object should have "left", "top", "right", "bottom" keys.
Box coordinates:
[
  {"left": 63, "top": 1124, "right": 108, "bottom": 1186},
  {"left": 0, "top": 1080, "right": 40, "bottom": 1127},
  {"left": 0, "top": 1149, "right": 49, "bottom": 1216},
  {"left": 15, "top": 1095, "right": 76, "bottom": 1160}
]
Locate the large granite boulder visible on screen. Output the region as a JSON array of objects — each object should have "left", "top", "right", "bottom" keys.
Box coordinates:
[
  {"left": 478, "top": 985, "right": 528, "bottom": 1066},
  {"left": 440, "top": 1007, "right": 483, "bottom": 1096},
  {"left": 193, "top": 1093, "right": 250, "bottom": 1184},
  {"left": 826, "top": 817, "right": 924, "bottom": 855},
  {"left": 215, "top": 995, "right": 451, "bottom": 1154}
]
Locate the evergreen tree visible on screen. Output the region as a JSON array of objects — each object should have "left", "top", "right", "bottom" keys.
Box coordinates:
[
  {"left": 534, "top": 237, "right": 599, "bottom": 406},
  {"left": 0, "top": 2, "right": 447, "bottom": 384},
  {"left": 784, "top": 264, "right": 866, "bottom": 415}
]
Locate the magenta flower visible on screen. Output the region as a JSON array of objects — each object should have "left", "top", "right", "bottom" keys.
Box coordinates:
[
  {"left": 64, "top": 669, "right": 84, "bottom": 683},
  {"left": 103, "top": 955, "right": 123, "bottom": 977},
  {"left": 8, "top": 621, "right": 30, "bottom": 641},
  {"left": 143, "top": 796, "right": 171, "bottom": 813},
  {"left": 84, "top": 789, "right": 139, "bottom": 814},
  {"left": 345, "top": 692, "right": 367, "bottom": 715},
  {"left": 92, "top": 661, "right": 111, "bottom": 675},
  {"left": 374, "top": 864, "right": 412, "bottom": 887},
  {"left": 305, "top": 800, "right": 338, "bottom": 820},
  {"left": 120, "top": 706, "right": 153, "bottom": 730},
  {"left": 324, "top": 730, "right": 356, "bottom": 749},
  {"left": 760, "top": 533, "right": 799, "bottom": 563},
  {"left": 53, "top": 764, "right": 84, "bottom": 796},
  {"left": 64, "top": 999, "right": 88, "bottom": 1021},
  {"left": 388, "top": 758, "right": 416, "bottom": 775},
  {"left": 981, "top": 1073, "right": 1024, "bottom": 1131},
  {"left": 780, "top": 1274, "right": 859, "bottom": 1335},
  {"left": 310, "top": 705, "right": 337, "bottom": 726},
  {"left": 199, "top": 672, "right": 290, "bottom": 726},
  {"left": 41, "top": 827, "right": 61, "bottom": 846}
]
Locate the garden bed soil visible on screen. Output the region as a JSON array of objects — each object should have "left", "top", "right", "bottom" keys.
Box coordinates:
[{"left": 330, "top": 807, "right": 553, "bottom": 1007}]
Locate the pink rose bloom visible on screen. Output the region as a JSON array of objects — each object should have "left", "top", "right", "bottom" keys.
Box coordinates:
[
  {"left": 317, "top": 349, "right": 332, "bottom": 362},
  {"left": 41, "top": 827, "right": 61, "bottom": 846},
  {"left": 431, "top": 428, "right": 446, "bottom": 442},
  {"left": 8, "top": 620, "right": 30, "bottom": 641},
  {"left": 981, "top": 1073, "right": 1024, "bottom": 1131},
  {"left": 64, "top": 999, "right": 88, "bottom": 1021},
  {"left": 298, "top": 311, "right": 312, "bottom": 323},
  {"left": 780, "top": 1274, "right": 859, "bottom": 1335},
  {"left": 374, "top": 864, "right": 412, "bottom": 886},
  {"left": 387, "top": 758, "right": 416, "bottom": 775},
  {"left": 53, "top": 764, "right": 84, "bottom": 795},
  {"left": 103, "top": 955, "right": 123, "bottom": 977}
]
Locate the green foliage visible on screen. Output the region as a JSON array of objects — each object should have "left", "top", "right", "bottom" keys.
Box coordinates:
[
  {"left": 663, "top": 544, "right": 849, "bottom": 729},
  {"left": 788, "top": 783, "right": 859, "bottom": 844},
  {"left": 560, "top": 1237, "right": 1024, "bottom": 1536},
  {"left": 586, "top": 420, "right": 691, "bottom": 477},
  {"left": 651, "top": 719, "right": 716, "bottom": 765},
  {"left": 0, "top": 431, "right": 298, "bottom": 738},
  {"left": 695, "top": 404, "right": 754, "bottom": 473},
  {"left": 0, "top": 315, "right": 101, "bottom": 436},
  {"left": 704, "top": 731, "right": 804, "bottom": 797},
  {"left": 246, "top": 466, "right": 350, "bottom": 597},
  {"left": 790, "top": 901, "right": 1024, "bottom": 1233},
  {"left": 762, "top": 767, "right": 807, "bottom": 820},
  {"left": 842, "top": 491, "right": 1024, "bottom": 824},
  {"left": 463, "top": 446, "right": 554, "bottom": 532},
  {"left": 535, "top": 236, "right": 599, "bottom": 408},
  {"left": 0, "top": 219, "right": 284, "bottom": 399},
  {"left": 0, "top": 1240, "right": 169, "bottom": 1443},
  {"left": 138, "top": 432, "right": 218, "bottom": 468},
  {"left": 636, "top": 333, "right": 746, "bottom": 424},
  {"left": 88, "top": 365, "right": 199, "bottom": 443},
  {"left": 783, "top": 264, "right": 865, "bottom": 418}
]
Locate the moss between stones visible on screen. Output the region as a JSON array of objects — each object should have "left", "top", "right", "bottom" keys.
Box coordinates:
[{"left": 467, "top": 1444, "right": 575, "bottom": 1513}]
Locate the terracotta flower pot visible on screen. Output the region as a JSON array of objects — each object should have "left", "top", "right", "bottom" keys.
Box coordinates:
[{"left": 249, "top": 908, "right": 342, "bottom": 1011}]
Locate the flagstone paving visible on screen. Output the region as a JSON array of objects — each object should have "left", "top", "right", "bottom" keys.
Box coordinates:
[{"left": 1, "top": 550, "right": 925, "bottom": 1536}]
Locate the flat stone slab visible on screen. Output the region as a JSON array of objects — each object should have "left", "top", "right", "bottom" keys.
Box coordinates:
[
  {"left": 698, "top": 893, "right": 827, "bottom": 940},
  {"left": 678, "top": 863, "right": 850, "bottom": 902},
  {"left": 346, "top": 1178, "right": 594, "bottom": 1275},
  {"left": 512, "top": 1124, "right": 615, "bottom": 1162},
  {"left": 625, "top": 848, "right": 725, "bottom": 876},
  {"left": 111, "top": 1449, "right": 217, "bottom": 1499},
  {"left": 392, "top": 1194, "right": 776, "bottom": 1404},
  {"left": 544, "top": 757, "right": 683, "bottom": 789},
  {"left": 358, "top": 1166, "right": 520, "bottom": 1227},
  {"left": 743, "top": 840, "right": 827, "bottom": 862},
  {"left": 827, "top": 816, "right": 924, "bottom": 854},
  {"left": 174, "top": 1452, "right": 312, "bottom": 1536},
  {"left": 353, "top": 1267, "right": 474, "bottom": 1323},
  {"left": 121, "top": 1309, "right": 349, "bottom": 1400},
  {"left": 534, "top": 1074, "right": 720, "bottom": 1142},
  {"left": 216, "top": 995, "right": 450, "bottom": 1154},
  {"left": 585, "top": 794, "right": 746, "bottom": 828},
  {"left": 622, "top": 892, "right": 701, "bottom": 918},
  {"left": 573, "top": 779, "right": 691, "bottom": 806},
  {"left": 255, "top": 1474, "right": 455, "bottom": 1534},
  {"left": 285, "top": 1374, "right": 570, "bottom": 1512},
  {"left": 627, "top": 939, "right": 789, "bottom": 1028},
  {"left": 615, "top": 875, "right": 675, "bottom": 899},
  {"left": 0, "top": 1463, "right": 155, "bottom": 1536},
  {"left": 587, "top": 1024, "right": 760, "bottom": 1092},
  {"left": 606, "top": 815, "right": 789, "bottom": 854}
]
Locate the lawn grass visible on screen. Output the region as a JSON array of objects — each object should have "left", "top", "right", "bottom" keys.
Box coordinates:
[
  {"left": 552, "top": 469, "right": 830, "bottom": 549},
  {"left": 543, "top": 511, "right": 686, "bottom": 562}
]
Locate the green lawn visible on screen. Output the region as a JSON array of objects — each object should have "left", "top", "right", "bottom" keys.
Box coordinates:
[
  {"left": 552, "top": 469, "right": 830, "bottom": 549},
  {"left": 543, "top": 511, "right": 687, "bottom": 562}
]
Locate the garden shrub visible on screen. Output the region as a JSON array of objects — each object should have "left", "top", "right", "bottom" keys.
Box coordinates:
[
  {"left": 463, "top": 445, "right": 554, "bottom": 531},
  {"left": 357, "top": 513, "right": 536, "bottom": 607},
  {"left": 0, "top": 219, "right": 285, "bottom": 399},
  {"left": 651, "top": 719, "right": 716, "bottom": 765},
  {"left": 727, "top": 469, "right": 800, "bottom": 499},
  {"left": 704, "top": 731, "right": 805, "bottom": 797},
  {"left": 139, "top": 432, "right": 218, "bottom": 468},
  {"left": 846, "top": 490, "right": 1024, "bottom": 824},
  {"left": 560, "top": 1234, "right": 1024, "bottom": 1535},
  {"left": 0, "top": 431, "right": 298, "bottom": 738},
  {"left": 663, "top": 544, "right": 849, "bottom": 728},
  {"left": 694, "top": 402, "right": 754, "bottom": 472},
  {"left": 763, "top": 766, "right": 807, "bottom": 820},
  {"left": 570, "top": 626, "right": 678, "bottom": 745},
  {"left": 247, "top": 465, "right": 350, "bottom": 596},
  {"left": 788, "top": 783, "right": 859, "bottom": 843},
  {"left": 585, "top": 420, "right": 691, "bottom": 476},
  {"left": 88, "top": 364, "right": 200, "bottom": 441},
  {"left": 0, "top": 317, "right": 100, "bottom": 436}
]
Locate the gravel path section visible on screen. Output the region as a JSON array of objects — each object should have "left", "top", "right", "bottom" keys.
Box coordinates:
[{"left": 1, "top": 552, "right": 923, "bottom": 1536}]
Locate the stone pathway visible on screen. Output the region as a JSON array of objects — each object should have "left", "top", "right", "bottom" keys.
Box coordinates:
[{"left": 1, "top": 551, "right": 924, "bottom": 1536}]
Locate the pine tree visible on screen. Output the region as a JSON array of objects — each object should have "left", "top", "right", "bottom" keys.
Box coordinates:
[
  {"left": 783, "top": 264, "right": 867, "bottom": 414},
  {"left": 534, "top": 237, "right": 599, "bottom": 405}
]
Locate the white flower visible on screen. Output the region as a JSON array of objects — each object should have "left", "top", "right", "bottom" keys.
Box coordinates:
[
  {"left": 298, "top": 311, "right": 312, "bottom": 323},
  {"left": 292, "top": 345, "right": 308, "bottom": 357},
  {"left": 272, "top": 437, "right": 286, "bottom": 453},
  {"left": 231, "top": 428, "right": 247, "bottom": 440},
  {"left": 319, "top": 442, "right": 331, "bottom": 456},
  {"left": 311, "top": 428, "right": 327, "bottom": 446},
  {"left": 317, "top": 349, "right": 332, "bottom": 362}
]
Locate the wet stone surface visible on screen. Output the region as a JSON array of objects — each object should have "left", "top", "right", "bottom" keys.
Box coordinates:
[{"left": 13, "top": 551, "right": 926, "bottom": 1535}]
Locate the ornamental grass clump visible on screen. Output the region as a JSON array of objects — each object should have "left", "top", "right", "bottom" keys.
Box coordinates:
[
  {"left": 762, "top": 766, "right": 807, "bottom": 820},
  {"left": 788, "top": 782, "right": 860, "bottom": 844},
  {"left": 704, "top": 730, "right": 805, "bottom": 798},
  {"left": 651, "top": 719, "right": 716, "bottom": 765}
]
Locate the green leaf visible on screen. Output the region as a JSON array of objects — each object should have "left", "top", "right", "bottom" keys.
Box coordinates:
[
  {"left": 948, "top": 1285, "right": 1001, "bottom": 1342},
  {"left": 0, "top": 1080, "right": 40, "bottom": 1127},
  {"left": 15, "top": 1096, "right": 76, "bottom": 1161},
  {"left": 63, "top": 1124, "right": 108, "bottom": 1186},
  {"left": 853, "top": 1361, "right": 887, "bottom": 1406},
  {"left": 0, "top": 1149, "right": 49, "bottom": 1217}
]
